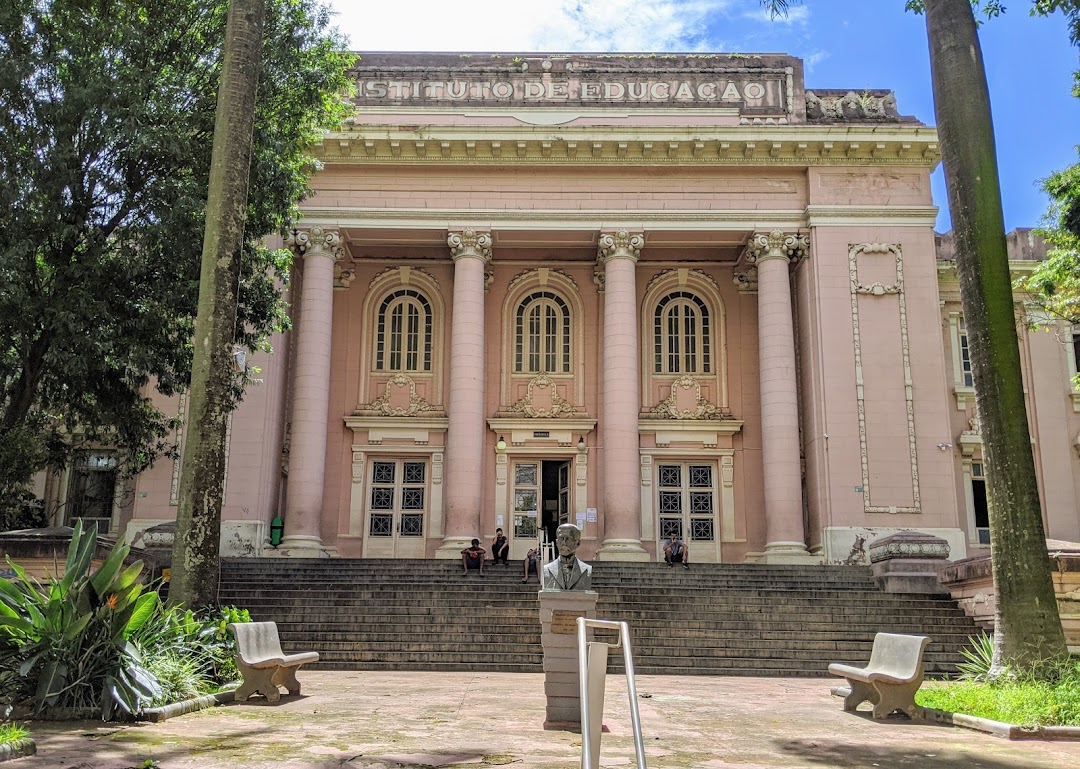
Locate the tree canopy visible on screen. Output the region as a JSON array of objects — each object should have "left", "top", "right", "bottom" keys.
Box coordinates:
[
  {"left": 1021, "top": 2, "right": 1080, "bottom": 340},
  {"left": 0, "top": 0, "right": 352, "bottom": 522}
]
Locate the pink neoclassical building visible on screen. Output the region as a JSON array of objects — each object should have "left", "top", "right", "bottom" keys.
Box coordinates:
[{"left": 35, "top": 53, "right": 1080, "bottom": 565}]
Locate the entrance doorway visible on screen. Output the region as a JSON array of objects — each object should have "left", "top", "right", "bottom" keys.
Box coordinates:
[
  {"left": 510, "top": 458, "right": 571, "bottom": 557},
  {"left": 541, "top": 459, "right": 571, "bottom": 545}
]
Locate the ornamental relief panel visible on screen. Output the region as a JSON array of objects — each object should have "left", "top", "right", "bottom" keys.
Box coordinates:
[
  {"left": 649, "top": 376, "right": 731, "bottom": 420},
  {"left": 849, "top": 242, "right": 921, "bottom": 514},
  {"left": 358, "top": 374, "right": 440, "bottom": 417},
  {"left": 508, "top": 374, "right": 578, "bottom": 418}
]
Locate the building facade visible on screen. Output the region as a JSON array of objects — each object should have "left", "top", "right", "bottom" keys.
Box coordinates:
[{"left": 35, "top": 53, "right": 1080, "bottom": 564}]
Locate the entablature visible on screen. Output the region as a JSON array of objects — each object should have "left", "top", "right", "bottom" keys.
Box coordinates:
[{"left": 317, "top": 125, "right": 940, "bottom": 168}]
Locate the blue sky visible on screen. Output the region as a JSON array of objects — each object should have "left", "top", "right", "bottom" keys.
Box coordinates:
[{"left": 324, "top": 0, "right": 1079, "bottom": 233}]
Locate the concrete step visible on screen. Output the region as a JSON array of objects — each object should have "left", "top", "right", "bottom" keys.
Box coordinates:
[{"left": 219, "top": 557, "right": 980, "bottom": 676}]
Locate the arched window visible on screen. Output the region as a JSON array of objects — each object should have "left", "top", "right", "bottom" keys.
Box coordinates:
[
  {"left": 515, "top": 291, "right": 571, "bottom": 373},
  {"left": 376, "top": 289, "right": 432, "bottom": 372},
  {"left": 654, "top": 292, "right": 712, "bottom": 374}
]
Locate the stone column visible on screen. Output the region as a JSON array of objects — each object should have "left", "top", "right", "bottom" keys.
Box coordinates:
[
  {"left": 281, "top": 226, "right": 342, "bottom": 557},
  {"left": 437, "top": 229, "right": 491, "bottom": 557},
  {"left": 597, "top": 232, "right": 648, "bottom": 561},
  {"left": 749, "top": 230, "right": 814, "bottom": 562}
]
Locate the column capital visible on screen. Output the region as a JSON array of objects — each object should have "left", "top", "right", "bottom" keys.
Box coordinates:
[
  {"left": 287, "top": 225, "right": 344, "bottom": 261},
  {"left": 745, "top": 230, "right": 809, "bottom": 265},
  {"left": 447, "top": 229, "right": 492, "bottom": 262},
  {"left": 598, "top": 231, "right": 644, "bottom": 263}
]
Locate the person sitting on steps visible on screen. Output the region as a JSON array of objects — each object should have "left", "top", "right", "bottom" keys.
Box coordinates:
[
  {"left": 461, "top": 539, "right": 486, "bottom": 576},
  {"left": 521, "top": 547, "right": 539, "bottom": 583},
  {"left": 491, "top": 527, "right": 510, "bottom": 565},
  {"left": 664, "top": 532, "right": 690, "bottom": 569}
]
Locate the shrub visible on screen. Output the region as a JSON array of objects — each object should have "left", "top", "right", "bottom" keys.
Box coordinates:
[
  {"left": 956, "top": 632, "right": 995, "bottom": 681},
  {"left": 0, "top": 521, "right": 161, "bottom": 718},
  {"left": 0, "top": 722, "right": 29, "bottom": 745},
  {"left": 918, "top": 657, "right": 1080, "bottom": 726},
  {"left": 144, "top": 649, "right": 211, "bottom": 706},
  {"left": 129, "top": 601, "right": 249, "bottom": 694}
]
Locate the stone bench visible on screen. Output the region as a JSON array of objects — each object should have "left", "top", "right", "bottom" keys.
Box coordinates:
[
  {"left": 828, "top": 632, "right": 930, "bottom": 719},
  {"left": 228, "top": 621, "right": 319, "bottom": 702}
]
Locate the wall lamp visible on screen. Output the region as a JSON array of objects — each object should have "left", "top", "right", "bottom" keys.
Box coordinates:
[
  {"left": 937, "top": 442, "right": 953, "bottom": 451},
  {"left": 495, "top": 435, "right": 507, "bottom": 454},
  {"left": 577, "top": 435, "right": 587, "bottom": 452}
]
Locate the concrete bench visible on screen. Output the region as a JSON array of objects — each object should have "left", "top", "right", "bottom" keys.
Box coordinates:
[
  {"left": 228, "top": 621, "right": 319, "bottom": 702},
  {"left": 828, "top": 632, "right": 930, "bottom": 719}
]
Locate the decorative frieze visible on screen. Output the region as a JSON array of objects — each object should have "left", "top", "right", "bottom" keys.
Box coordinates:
[
  {"left": 806, "top": 89, "right": 900, "bottom": 123},
  {"left": 447, "top": 228, "right": 492, "bottom": 261}
]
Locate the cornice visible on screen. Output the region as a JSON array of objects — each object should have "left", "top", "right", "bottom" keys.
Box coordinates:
[
  {"left": 316, "top": 125, "right": 940, "bottom": 168},
  {"left": 805, "top": 205, "right": 939, "bottom": 228},
  {"left": 296, "top": 207, "right": 808, "bottom": 231}
]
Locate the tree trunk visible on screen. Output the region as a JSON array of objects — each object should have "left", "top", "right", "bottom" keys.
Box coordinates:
[
  {"left": 170, "top": 0, "right": 265, "bottom": 608},
  {"left": 925, "top": 0, "right": 1067, "bottom": 671}
]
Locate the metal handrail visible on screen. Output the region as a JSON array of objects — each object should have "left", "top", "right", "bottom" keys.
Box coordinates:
[{"left": 576, "top": 617, "right": 648, "bottom": 769}]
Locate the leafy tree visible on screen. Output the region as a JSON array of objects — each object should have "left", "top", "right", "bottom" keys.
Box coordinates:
[
  {"left": 763, "top": 0, "right": 1069, "bottom": 672},
  {"left": 0, "top": 1, "right": 351, "bottom": 516},
  {"left": 1021, "top": 3, "right": 1080, "bottom": 352},
  {"left": 170, "top": 0, "right": 266, "bottom": 609}
]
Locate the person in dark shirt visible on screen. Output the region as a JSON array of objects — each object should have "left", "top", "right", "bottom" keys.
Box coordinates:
[
  {"left": 491, "top": 527, "right": 510, "bottom": 565},
  {"left": 461, "top": 539, "right": 486, "bottom": 576}
]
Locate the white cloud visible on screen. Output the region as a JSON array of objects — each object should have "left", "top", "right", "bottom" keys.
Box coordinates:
[
  {"left": 804, "top": 49, "right": 829, "bottom": 72},
  {"left": 326, "top": 0, "right": 742, "bottom": 52}
]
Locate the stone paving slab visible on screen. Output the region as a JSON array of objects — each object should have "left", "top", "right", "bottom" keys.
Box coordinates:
[{"left": 15, "top": 671, "right": 1080, "bottom": 768}]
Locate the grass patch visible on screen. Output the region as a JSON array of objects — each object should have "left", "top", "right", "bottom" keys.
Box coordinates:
[
  {"left": 916, "top": 660, "right": 1080, "bottom": 727},
  {"left": 0, "top": 722, "right": 30, "bottom": 745}
]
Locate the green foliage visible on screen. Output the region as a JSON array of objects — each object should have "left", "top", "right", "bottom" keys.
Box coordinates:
[
  {"left": 129, "top": 601, "right": 249, "bottom": 702},
  {"left": 1018, "top": 162, "right": 1080, "bottom": 344},
  {"left": 0, "top": 521, "right": 160, "bottom": 719},
  {"left": 0, "top": 722, "right": 29, "bottom": 744},
  {"left": 143, "top": 649, "right": 210, "bottom": 706},
  {"left": 0, "top": 0, "right": 353, "bottom": 496},
  {"left": 917, "top": 658, "right": 1080, "bottom": 726},
  {"left": 956, "top": 632, "right": 996, "bottom": 681}
]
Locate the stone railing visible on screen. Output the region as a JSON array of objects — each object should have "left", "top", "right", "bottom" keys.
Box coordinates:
[{"left": 937, "top": 540, "right": 1080, "bottom": 651}]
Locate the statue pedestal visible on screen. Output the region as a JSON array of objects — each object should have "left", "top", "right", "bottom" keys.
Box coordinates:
[{"left": 539, "top": 589, "right": 599, "bottom": 731}]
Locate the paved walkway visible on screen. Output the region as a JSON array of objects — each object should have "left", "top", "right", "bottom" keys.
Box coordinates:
[{"left": 18, "top": 672, "right": 1080, "bottom": 768}]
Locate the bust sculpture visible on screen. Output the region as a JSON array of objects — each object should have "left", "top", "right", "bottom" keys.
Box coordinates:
[{"left": 542, "top": 522, "right": 592, "bottom": 591}]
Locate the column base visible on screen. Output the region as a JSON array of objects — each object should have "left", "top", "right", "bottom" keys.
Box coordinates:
[
  {"left": 596, "top": 538, "right": 650, "bottom": 562},
  {"left": 436, "top": 537, "right": 476, "bottom": 559},
  {"left": 751, "top": 542, "right": 821, "bottom": 565},
  {"left": 272, "top": 535, "right": 332, "bottom": 559}
]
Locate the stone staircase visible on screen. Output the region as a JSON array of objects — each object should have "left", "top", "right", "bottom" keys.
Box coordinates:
[{"left": 217, "top": 558, "right": 980, "bottom": 677}]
